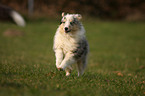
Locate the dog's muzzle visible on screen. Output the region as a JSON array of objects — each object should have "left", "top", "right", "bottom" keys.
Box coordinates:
[{"left": 64, "top": 27, "right": 71, "bottom": 33}]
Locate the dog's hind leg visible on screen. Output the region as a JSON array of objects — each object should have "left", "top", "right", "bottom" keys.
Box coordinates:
[
  {"left": 77, "top": 57, "right": 87, "bottom": 76},
  {"left": 77, "top": 60, "right": 83, "bottom": 76}
]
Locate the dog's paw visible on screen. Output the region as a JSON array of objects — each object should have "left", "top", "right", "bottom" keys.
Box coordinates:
[
  {"left": 57, "top": 68, "right": 63, "bottom": 71},
  {"left": 66, "top": 72, "right": 71, "bottom": 76}
]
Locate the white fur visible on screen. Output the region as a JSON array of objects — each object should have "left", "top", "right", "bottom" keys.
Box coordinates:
[{"left": 53, "top": 13, "right": 88, "bottom": 76}]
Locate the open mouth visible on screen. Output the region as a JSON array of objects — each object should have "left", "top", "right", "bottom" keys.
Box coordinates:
[{"left": 65, "top": 30, "right": 71, "bottom": 33}]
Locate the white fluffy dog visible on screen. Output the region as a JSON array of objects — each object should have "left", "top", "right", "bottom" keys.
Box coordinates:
[{"left": 53, "top": 12, "right": 89, "bottom": 76}]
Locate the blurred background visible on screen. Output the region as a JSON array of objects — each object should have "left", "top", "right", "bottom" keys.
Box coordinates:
[
  {"left": 0, "top": 1, "right": 145, "bottom": 96},
  {"left": 0, "top": 0, "right": 145, "bottom": 21}
]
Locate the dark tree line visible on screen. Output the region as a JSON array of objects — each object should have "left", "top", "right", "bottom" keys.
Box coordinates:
[{"left": 0, "top": 0, "right": 145, "bottom": 20}]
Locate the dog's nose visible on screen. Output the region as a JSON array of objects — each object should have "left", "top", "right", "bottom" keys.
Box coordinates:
[{"left": 65, "top": 27, "right": 68, "bottom": 31}]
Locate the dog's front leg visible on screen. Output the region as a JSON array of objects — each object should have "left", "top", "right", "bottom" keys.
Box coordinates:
[
  {"left": 55, "top": 49, "right": 63, "bottom": 69},
  {"left": 59, "top": 52, "right": 76, "bottom": 70}
]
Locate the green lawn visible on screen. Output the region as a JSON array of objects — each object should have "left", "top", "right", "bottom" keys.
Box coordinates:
[{"left": 0, "top": 20, "right": 145, "bottom": 96}]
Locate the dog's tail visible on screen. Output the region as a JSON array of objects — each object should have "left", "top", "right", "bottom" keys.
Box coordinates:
[{"left": 10, "top": 10, "right": 26, "bottom": 27}]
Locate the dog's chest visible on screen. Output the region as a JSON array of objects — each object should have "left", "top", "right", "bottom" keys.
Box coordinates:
[{"left": 55, "top": 33, "right": 78, "bottom": 53}]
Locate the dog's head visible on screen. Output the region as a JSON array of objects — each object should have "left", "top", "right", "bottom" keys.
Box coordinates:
[{"left": 60, "top": 12, "right": 82, "bottom": 33}]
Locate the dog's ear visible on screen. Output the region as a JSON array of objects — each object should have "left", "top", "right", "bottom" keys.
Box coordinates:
[
  {"left": 62, "top": 12, "right": 67, "bottom": 17},
  {"left": 62, "top": 12, "right": 65, "bottom": 17},
  {"left": 75, "top": 14, "right": 82, "bottom": 20}
]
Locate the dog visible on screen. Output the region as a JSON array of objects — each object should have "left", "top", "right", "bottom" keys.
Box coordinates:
[{"left": 53, "top": 12, "right": 89, "bottom": 76}]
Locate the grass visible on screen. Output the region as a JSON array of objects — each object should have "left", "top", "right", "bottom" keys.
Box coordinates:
[{"left": 0, "top": 19, "right": 145, "bottom": 96}]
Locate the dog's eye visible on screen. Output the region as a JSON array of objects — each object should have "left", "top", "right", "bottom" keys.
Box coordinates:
[
  {"left": 60, "top": 22, "right": 65, "bottom": 24},
  {"left": 70, "top": 22, "right": 73, "bottom": 25}
]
